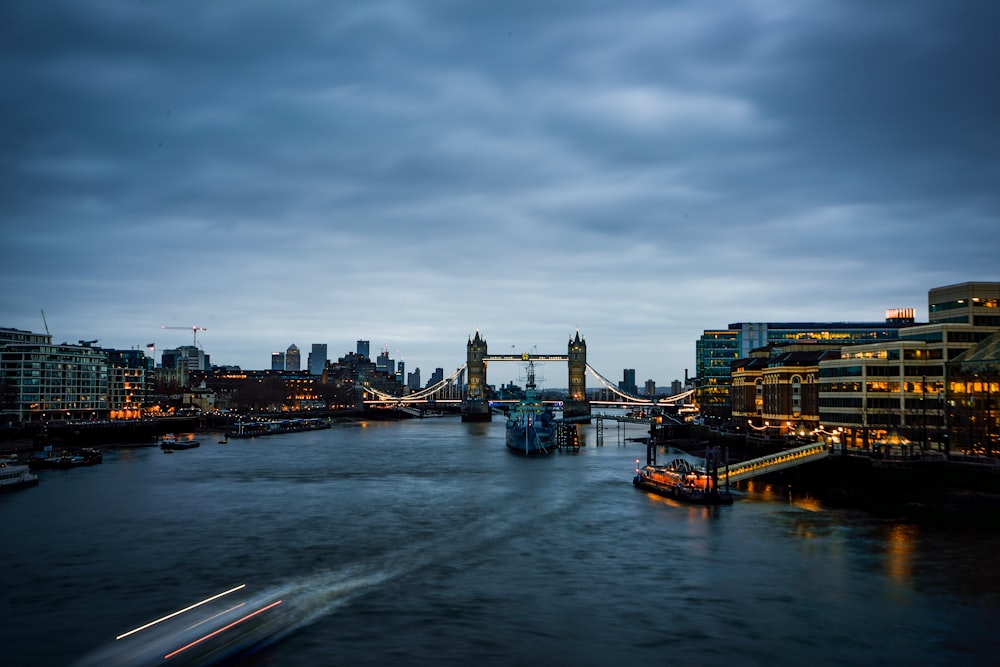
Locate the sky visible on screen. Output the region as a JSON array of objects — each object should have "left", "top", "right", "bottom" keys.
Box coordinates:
[{"left": 2, "top": 0, "right": 998, "bottom": 389}]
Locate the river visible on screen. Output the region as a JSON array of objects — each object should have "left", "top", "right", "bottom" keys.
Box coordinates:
[{"left": 2, "top": 417, "right": 999, "bottom": 666}]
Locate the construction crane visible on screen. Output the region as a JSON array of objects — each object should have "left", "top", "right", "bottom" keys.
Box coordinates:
[{"left": 162, "top": 325, "right": 207, "bottom": 346}]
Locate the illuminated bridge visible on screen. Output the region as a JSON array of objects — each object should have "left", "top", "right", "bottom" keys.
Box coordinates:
[
  {"left": 359, "top": 329, "right": 695, "bottom": 422},
  {"left": 721, "top": 443, "right": 831, "bottom": 483}
]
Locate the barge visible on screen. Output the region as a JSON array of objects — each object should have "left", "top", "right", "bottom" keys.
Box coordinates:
[
  {"left": 227, "top": 418, "right": 331, "bottom": 439},
  {"left": 633, "top": 458, "right": 733, "bottom": 505}
]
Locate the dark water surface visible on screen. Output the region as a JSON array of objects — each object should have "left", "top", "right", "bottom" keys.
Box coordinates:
[{"left": 3, "top": 418, "right": 999, "bottom": 666}]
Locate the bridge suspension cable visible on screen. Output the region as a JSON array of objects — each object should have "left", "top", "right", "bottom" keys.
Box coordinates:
[
  {"left": 585, "top": 364, "right": 694, "bottom": 405},
  {"left": 362, "top": 364, "right": 467, "bottom": 402}
]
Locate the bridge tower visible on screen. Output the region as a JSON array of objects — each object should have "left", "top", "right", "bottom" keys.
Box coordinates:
[
  {"left": 462, "top": 330, "right": 491, "bottom": 422},
  {"left": 564, "top": 330, "right": 591, "bottom": 421}
]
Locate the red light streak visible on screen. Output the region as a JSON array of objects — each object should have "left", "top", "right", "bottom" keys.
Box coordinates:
[{"left": 163, "top": 599, "right": 282, "bottom": 661}]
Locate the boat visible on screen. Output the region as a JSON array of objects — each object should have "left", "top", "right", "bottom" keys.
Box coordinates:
[
  {"left": 28, "top": 446, "right": 103, "bottom": 470},
  {"left": 633, "top": 457, "right": 733, "bottom": 505},
  {"left": 505, "top": 360, "right": 556, "bottom": 455},
  {"left": 0, "top": 458, "right": 39, "bottom": 492},
  {"left": 160, "top": 433, "right": 201, "bottom": 450},
  {"left": 226, "top": 418, "right": 331, "bottom": 439}
]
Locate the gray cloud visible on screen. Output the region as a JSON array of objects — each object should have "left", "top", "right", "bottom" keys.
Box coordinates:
[{"left": 2, "top": 0, "right": 997, "bottom": 386}]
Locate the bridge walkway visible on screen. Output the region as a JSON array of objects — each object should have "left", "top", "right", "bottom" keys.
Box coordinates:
[{"left": 723, "top": 443, "right": 830, "bottom": 483}]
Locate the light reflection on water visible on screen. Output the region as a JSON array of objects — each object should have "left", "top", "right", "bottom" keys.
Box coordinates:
[{"left": 2, "top": 417, "right": 999, "bottom": 666}]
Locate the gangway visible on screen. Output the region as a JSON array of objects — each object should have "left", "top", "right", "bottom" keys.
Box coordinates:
[{"left": 723, "top": 443, "right": 830, "bottom": 483}]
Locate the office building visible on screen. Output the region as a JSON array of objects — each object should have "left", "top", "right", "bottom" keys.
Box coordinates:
[
  {"left": 407, "top": 367, "right": 421, "bottom": 391},
  {"left": 357, "top": 340, "right": 370, "bottom": 359},
  {"left": 271, "top": 352, "right": 284, "bottom": 371},
  {"left": 309, "top": 344, "right": 327, "bottom": 375},
  {"left": 285, "top": 344, "right": 300, "bottom": 371},
  {"left": 929, "top": 282, "right": 1000, "bottom": 326},
  {"left": 696, "top": 312, "right": 915, "bottom": 421},
  {"left": 817, "top": 283, "right": 1000, "bottom": 449},
  {"left": 619, "top": 369, "right": 637, "bottom": 395}
]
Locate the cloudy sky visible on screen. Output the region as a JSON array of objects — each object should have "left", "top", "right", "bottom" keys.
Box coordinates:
[{"left": 2, "top": 0, "right": 998, "bottom": 389}]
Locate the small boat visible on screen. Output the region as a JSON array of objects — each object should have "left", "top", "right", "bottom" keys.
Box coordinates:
[
  {"left": 28, "top": 446, "right": 103, "bottom": 470},
  {"left": 633, "top": 457, "right": 733, "bottom": 505},
  {"left": 0, "top": 458, "right": 39, "bottom": 492},
  {"left": 505, "top": 360, "right": 556, "bottom": 456},
  {"left": 160, "top": 433, "right": 201, "bottom": 450}
]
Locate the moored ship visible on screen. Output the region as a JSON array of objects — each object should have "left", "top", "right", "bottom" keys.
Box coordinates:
[
  {"left": 0, "top": 458, "right": 39, "bottom": 492},
  {"left": 505, "top": 361, "right": 556, "bottom": 456},
  {"left": 633, "top": 457, "right": 733, "bottom": 505}
]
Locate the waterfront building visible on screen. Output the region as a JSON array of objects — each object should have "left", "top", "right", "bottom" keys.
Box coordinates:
[
  {"left": 309, "top": 344, "right": 327, "bottom": 375},
  {"left": 190, "top": 369, "right": 318, "bottom": 411},
  {"left": 731, "top": 343, "right": 842, "bottom": 437},
  {"left": 0, "top": 333, "right": 109, "bottom": 423},
  {"left": 0, "top": 327, "right": 51, "bottom": 346},
  {"left": 813, "top": 283, "right": 1000, "bottom": 450},
  {"left": 644, "top": 379, "right": 656, "bottom": 397},
  {"left": 104, "top": 349, "right": 151, "bottom": 420},
  {"left": 285, "top": 344, "right": 301, "bottom": 371},
  {"left": 929, "top": 281, "right": 1000, "bottom": 326},
  {"left": 695, "top": 329, "right": 740, "bottom": 421},
  {"left": 696, "top": 312, "right": 915, "bottom": 422},
  {"left": 947, "top": 331, "right": 1000, "bottom": 454},
  {"left": 271, "top": 351, "right": 284, "bottom": 370}
]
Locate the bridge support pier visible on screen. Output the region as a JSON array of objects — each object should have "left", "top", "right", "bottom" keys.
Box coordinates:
[
  {"left": 461, "top": 400, "right": 492, "bottom": 422},
  {"left": 562, "top": 399, "right": 591, "bottom": 423}
]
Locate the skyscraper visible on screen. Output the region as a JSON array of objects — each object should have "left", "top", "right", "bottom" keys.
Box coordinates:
[
  {"left": 309, "top": 344, "right": 327, "bottom": 375},
  {"left": 619, "top": 368, "right": 637, "bottom": 395},
  {"left": 356, "top": 340, "right": 370, "bottom": 359},
  {"left": 285, "top": 344, "right": 300, "bottom": 371},
  {"left": 271, "top": 352, "right": 284, "bottom": 370}
]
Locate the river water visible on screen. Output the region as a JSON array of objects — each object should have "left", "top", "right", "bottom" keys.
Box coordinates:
[{"left": 3, "top": 417, "right": 999, "bottom": 666}]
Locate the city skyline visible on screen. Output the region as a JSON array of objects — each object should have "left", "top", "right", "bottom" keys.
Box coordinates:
[{"left": 3, "top": 2, "right": 998, "bottom": 389}]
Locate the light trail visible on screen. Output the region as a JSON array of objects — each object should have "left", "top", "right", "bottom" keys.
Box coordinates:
[
  {"left": 162, "top": 599, "right": 283, "bottom": 661},
  {"left": 115, "top": 584, "right": 247, "bottom": 640}
]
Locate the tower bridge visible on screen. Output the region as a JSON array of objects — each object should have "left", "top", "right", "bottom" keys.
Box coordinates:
[{"left": 360, "top": 330, "right": 695, "bottom": 423}]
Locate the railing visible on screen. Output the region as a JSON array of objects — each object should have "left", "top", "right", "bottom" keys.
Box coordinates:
[{"left": 723, "top": 443, "right": 830, "bottom": 483}]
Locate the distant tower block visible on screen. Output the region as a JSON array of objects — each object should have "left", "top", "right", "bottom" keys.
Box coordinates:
[
  {"left": 564, "top": 330, "right": 591, "bottom": 421},
  {"left": 462, "top": 330, "right": 491, "bottom": 422}
]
